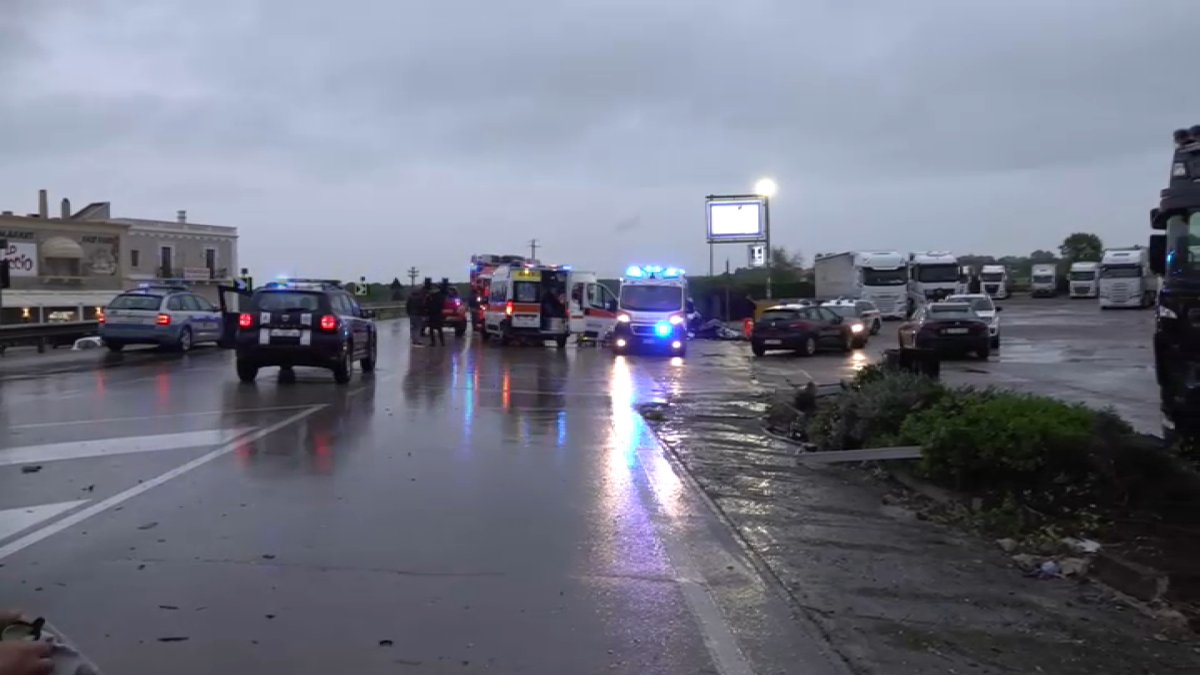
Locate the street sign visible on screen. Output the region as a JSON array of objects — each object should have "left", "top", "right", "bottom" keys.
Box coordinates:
[{"left": 749, "top": 244, "right": 766, "bottom": 268}]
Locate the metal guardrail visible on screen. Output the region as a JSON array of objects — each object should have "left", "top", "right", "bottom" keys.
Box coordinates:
[{"left": 0, "top": 320, "right": 101, "bottom": 353}]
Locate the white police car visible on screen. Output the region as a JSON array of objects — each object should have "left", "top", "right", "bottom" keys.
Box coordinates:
[{"left": 100, "top": 284, "right": 223, "bottom": 352}]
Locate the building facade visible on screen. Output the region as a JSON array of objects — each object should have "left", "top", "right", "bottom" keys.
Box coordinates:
[{"left": 0, "top": 190, "right": 239, "bottom": 324}]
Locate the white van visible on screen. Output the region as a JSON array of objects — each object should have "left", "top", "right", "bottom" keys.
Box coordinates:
[
  {"left": 483, "top": 263, "right": 573, "bottom": 347},
  {"left": 611, "top": 265, "right": 689, "bottom": 356}
]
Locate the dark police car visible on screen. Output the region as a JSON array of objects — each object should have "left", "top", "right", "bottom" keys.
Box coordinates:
[{"left": 233, "top": 279, "right": 377, "bottom": 384}]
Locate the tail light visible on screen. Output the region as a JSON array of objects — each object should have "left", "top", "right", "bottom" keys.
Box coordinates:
[
  {"left": 319, "top": 314, "right": 339, "bottom": 332},
  {"left": 156, "top": 313, "right": 171, "bottom": 326},
  {"left": 505, "top": 301, "right": 514, "bottom": 316},
  {"left": 238, "top": 313, "right": 254, "bottom": 329},
  {"left": 98, "top": 312, "right": 106, "bottom": 325}
]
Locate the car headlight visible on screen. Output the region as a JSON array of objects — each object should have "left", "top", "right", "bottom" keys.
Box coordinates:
[
  {"left": 1158, "top": 305, "right": 1178, "bottom": 320},
  {"left": 617, "top": 314, "right": 631, "bottom": 323},
  {"left": 668, "top": 314, "right": 684, "bottom": 326},
  {"left": 850, "top": 323, "right": 864, "bottom": 333}
]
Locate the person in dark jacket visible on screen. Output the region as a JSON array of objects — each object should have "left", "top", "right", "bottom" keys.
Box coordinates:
[
  {"left": 406, "top": 287, "right": 426, "bottom": 345},
  {"left": 425, "top": 281, "right": 447, "bottom": 346}
]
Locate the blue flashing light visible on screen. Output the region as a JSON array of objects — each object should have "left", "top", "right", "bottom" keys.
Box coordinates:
[
  {"left": 654, "top": 321, "right": 672, "bottom": 337},
  {"left": 625, "top": 265, "right": 645, "bottom": 278}
]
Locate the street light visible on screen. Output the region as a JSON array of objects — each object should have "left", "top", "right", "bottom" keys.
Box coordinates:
[{"left": 755, "top": 178, "right": 777, "bottom": 298}]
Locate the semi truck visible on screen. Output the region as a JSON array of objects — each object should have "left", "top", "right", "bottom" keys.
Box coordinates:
[
  {"left": 1148, "top": 125, "right": 1200, "bottom": 444},
  {"left": 1098, "top": 248, "right": 1158, "bottom": 309},
  {"left": 813, "top": 251, "right": 909, "bottom": 319},
  {"left": 1030, "top": 263, "right": 1057, "bottom": 297},
  {"left": 1068, "top": 261, "right": 1100, "bottom": 298},
  {"left": 980, "top": 264, "right": 1009, "bottom": 299},
  {"left": 907, "top": 251, "right": 959, "bottom": 313}
]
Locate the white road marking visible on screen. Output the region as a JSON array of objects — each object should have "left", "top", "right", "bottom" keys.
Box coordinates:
[
  {"left": 0, "top": 428, "right": 250, "bottom": 467},
  {"left": 0, "top": 500, "right": 89, "bottom": 542},
  {"left": 7, "top": 404, "right": 317, "bottom": 430},
  {"left": 0, "top": 405, "right": 325, "bottom": 562}
]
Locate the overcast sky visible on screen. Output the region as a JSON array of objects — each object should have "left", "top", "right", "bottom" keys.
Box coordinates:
[{"left": 3, "top": 0, "right": 1198, "bottom": 282}]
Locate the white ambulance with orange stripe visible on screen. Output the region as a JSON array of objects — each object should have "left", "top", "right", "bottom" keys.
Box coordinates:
[{"left": 483, "top": 262, "right": 575, "bottom": 348}]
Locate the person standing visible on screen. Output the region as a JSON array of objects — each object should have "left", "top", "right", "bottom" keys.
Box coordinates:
[
  {"left": 425, "top": 281, "right": 447, "bottom": 346},
  {"left": 406, "top": 286, "right": 426, "bottom": 345}
]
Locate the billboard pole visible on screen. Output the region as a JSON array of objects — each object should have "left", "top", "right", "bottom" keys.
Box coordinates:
[{"left": 764, "top": 195, "right": 772, "bottom": 299}]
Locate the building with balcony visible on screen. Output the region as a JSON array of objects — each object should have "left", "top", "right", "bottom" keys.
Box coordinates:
[{"left": 0, "top": 190, "right": 239, "bottom": 324}]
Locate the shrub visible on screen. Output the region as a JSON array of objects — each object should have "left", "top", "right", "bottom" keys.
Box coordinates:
[
  {"left": 807, "top": 368, "right": 946, "bottom": 451},
  {"left": 897, "top": 390, "right": 1099, "bottom": 492}
]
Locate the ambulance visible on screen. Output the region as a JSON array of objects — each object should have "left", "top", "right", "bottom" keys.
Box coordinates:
[
  {"left": 468, "top": 253, "right": 528, "bottom": 330},
  {"left": 566, "top": 270, "right": 620, "bottom": 344},
  {"left": 611, "top": 265, "right": 689, "bottom": 356},
  {"left": 483, "top": 262, "right": 573, "bottom": 347}
]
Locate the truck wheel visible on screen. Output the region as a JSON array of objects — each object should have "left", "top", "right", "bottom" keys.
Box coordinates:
[{"left": 236, "top": 360, "right": 259, "bottom": 383}]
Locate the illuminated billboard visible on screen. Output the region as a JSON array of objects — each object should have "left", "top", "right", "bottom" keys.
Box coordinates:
[{"left": 706, "top": 196, "right": 766, "bottom": 243}]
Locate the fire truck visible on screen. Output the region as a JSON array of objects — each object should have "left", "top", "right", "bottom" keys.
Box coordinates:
[{"left": 468, "top": 254, "right": 529, "bottom": 330}]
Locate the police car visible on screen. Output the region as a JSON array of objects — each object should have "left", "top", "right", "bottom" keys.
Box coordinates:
[
  {"left": 100, "top": 283, "right": 224, "bottom": 352},
  {"left": 612, "top": 265, "right": 688, "bottom": 356},
  {"left": 233, "top": 279, "right": 377, "bottom": 384}
]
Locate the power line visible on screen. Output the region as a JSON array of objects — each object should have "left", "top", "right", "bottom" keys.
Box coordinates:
[
  {"left": 406, "top": 266, "right": 419, "bottom": 287},
  {"left": 529, "top": 238, "right": 539, "bottom": 261}
]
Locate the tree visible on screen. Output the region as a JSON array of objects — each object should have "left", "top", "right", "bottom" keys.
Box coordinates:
[
  {"left": 1059, "top": 233, "right": 1104, "bottom": 262},
  {"left": 1029, "top": 250, "right": 1058, "bottom": 262}
]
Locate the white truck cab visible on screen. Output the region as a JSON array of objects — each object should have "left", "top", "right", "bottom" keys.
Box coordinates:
[
  {"left": 980, "top": 264, "right": 1009, "bottom": 299},
  {"left": 1068, "top": 261, "right": 1100, "bottom": 298},
  {"left": 1030, "top": 263, "right": 1057, "bottom": 297},
  {"left": 612, "top": 265, "right": 688, "bottom": 356},
  {"left": 907, "top": 251, "right": 960, "bottom": 313},
  {"left": 1098, "top": 248, "right": 1158, "bottom": 308},
  {"left": 855, "top": 251, "right": 909, "bottom": 319}
]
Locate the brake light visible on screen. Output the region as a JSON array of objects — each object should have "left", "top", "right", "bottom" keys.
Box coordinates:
[
  {"left": 319, "top": 314, "right": 339, "bottom": 332},
  {"left": 505, "top": 301, "right": 514, "bottom": 316},
  {"left": 156, "top": 313, "right": 171, "bottom": 326},
  {"left": 238, "top": 313, "right": 254, "bottom": 329},
  {"left": 97, "top": 311, "right": 106, "bottom": 325}
]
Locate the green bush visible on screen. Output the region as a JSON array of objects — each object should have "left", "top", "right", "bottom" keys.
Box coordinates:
[
  {"left": 807, "top": 368, "right": 946, "bottom": 451},
  {"left": 897, "top": 390, "right": 1100, "bottom": 492}
]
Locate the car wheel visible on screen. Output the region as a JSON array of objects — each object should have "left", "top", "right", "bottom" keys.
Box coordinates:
[
  {"left": 236, "top": 360, "right": 258, "bottom": 383},
  {"left": 976, "top": 345, "right": 991, "bottom": 360},
  {"left": 841, "top": 333, "right": 853, "bottom": 353},
  {"left": 751, "top": 341, "right": 766, "bottom": 357},
  {"left": 853, "top": 337, "right": 868, "bottom": 349},
  {"left": 332, "top": 343, "right": 352, "bottom": 384},
  {"left": 800, "top": 335, "right": 817, "bottom": 357},
  {"left": 105, "top": 341, "right": 124, "bottom": 353},
  {"left": 871, "top": 319, "right": 881, "bottom": 335},
  {"left": 176, "top": 327, "right": 193, "bottom": 353},
  {"left": 990, "top": 336, "right": 1000, "bottom": 349},
  {"left": 360, "top": 336, "right": 377, "bottom": 372}
]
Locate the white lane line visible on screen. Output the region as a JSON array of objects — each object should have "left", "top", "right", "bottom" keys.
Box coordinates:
[
  {"left": 0, "top": 501, "right": 89, "bottom": 542},
  {"left": 8, "top": 404, "right": 318, "bottom": 430},
  {"left": 0, "top": 428, "right": 250, "bottom": 467},
  {"left": 631, "top": 435, "right": 755, "bottom": 675},
  {"left": 0, "top": 405, "right": 325, "bottom": 562}
]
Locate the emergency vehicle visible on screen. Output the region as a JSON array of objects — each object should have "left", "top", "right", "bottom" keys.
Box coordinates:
[
  {"left": 483, "top": 262, "right": 572, "bottom": 348},
  {"left": 469, "top": 253, "right": 529, "bottom": 330},
  {"left": 611, "top": 265, "right": 689, "bottom": 356},
  {"left": 568, "top": 270, "right": 620, "bottom": 344}
]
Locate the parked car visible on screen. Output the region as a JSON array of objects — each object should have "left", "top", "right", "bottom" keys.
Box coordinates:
[
  {"left": 751, "top": 304, "right": 861, "bottom": 357},
  {"left": 898, "top": 301, "right": 991, "bottom": 359},
  {"left": 944, "top": 293, "right": 1002, "bottom": 348}
]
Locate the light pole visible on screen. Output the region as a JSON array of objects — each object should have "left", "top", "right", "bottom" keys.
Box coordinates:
[{"left": 754, "top": 178, "right": 777, "bottom": 299}]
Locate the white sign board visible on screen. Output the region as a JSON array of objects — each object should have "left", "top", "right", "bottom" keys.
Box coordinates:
[
  {"left": 2, "top": 242, "right": 38, "bottom": 277},
  {"left": 706, "top": 197, "right": 765, "bottom": 243},
  {"left": 183, "top": 267, "right": 211, "bottom": 281},
  {"left": 749, "top": 244, "right": 766, "bottom": 268}
]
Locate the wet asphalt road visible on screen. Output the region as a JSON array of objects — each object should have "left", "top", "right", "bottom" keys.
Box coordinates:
[
  {"left": 0, "top": 296, "right": 1157, "bottom": 674},
  {"left": 0, "top": 323, "right": 841, "bottom": 675}
]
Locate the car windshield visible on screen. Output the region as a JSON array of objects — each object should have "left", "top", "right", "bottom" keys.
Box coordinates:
[
  {"left": 980, "top": 272, "right": 1004, "bottom": 282},
  {"left": 1069, "top": 271, "right": 1096, "bottom": 281},
  {"left": 254, "top": 291, "right": 323, "bottom": 312},
  {"left": 915, "top": 264, "right": 958, "bottom": 283},
  {"left": 1100, "top": 264, "right": 1141, "bottom": 278},
  {"left": 926, "top": 305, "right": 978, "bottom": 320},
  {"left": 1166, "top": 213, "right": 1200, "bottom": 277},
  {"left": 1032, "top": 275, "right": 1053, "bottom": 283},
  {"left": 824, "top": 305, "right": 858, "bottom": 318},
  {"left": 107, "top": 294, "right": 162, "bottom": 311},
  {"left": 861, "top": 267, "right": 907, "bottom": 286},
  {"left": 620, "top": 285, "right": 684, "bottom": 312},
  {"left": 947, "top": 297, "right": 993, "bottom": 312}
]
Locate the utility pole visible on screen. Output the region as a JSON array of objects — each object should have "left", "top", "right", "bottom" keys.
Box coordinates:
[
  {"left": 529, "top": 238, "right": 539, "bottom": 261},
  {"left": 407, "top": 267, "right": 419, "bottom": 287}
]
